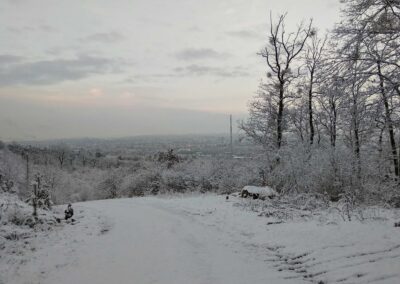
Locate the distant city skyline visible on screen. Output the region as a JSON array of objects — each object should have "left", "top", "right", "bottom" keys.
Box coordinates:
[{"left": 0, "top": 0, "right": 341, "bottom": 140}]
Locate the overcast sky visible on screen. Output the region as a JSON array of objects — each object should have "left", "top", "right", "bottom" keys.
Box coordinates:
[{"left": 0, "top": 0, "right": 341, "bottom": 140}]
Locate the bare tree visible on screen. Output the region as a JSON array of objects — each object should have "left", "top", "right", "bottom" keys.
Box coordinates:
[
  {"left": 304, "top": 34, "right": 327, "bottom": 145},
  {"left": 336, "top": 0, "right": 400, "bottom": 177},
  {"left": 316, "top": 73, "right": 345, "bottom": 148},
  {"left": 241, "top": 14, "right": 313, "bottom": 149}
]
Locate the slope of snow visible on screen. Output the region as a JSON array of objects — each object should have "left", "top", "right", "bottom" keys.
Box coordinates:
[
  {"left": 2, "top": 195, "right": 400, "bottom": 284},
  {"left": 0, "top": 192, "right": 59, "bottom": 274}
]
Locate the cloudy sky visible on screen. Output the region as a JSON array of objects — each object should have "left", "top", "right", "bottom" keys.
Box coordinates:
[{"left": 0, "top": 0, "right": 340, "bottom": 140}]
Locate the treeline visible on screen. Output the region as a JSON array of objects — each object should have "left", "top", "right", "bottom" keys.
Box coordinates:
[
  {"left": 1, "top": 143, "right": 265, "bottom": 204},
  {"left": 7, "top": 143, "right": 108, "bottom": 170},
  {"left": 241, "top": 0, "right": 400, "bottom": 205}
]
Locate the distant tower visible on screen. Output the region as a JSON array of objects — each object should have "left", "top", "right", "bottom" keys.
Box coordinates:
[{"left": 230, "top": 114, "right": 233, "bottom": 157}]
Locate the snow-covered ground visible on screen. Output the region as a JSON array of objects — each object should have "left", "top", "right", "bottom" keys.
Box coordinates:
[{"left": 2, "top": 195, "right": 400, "bottom": 284}]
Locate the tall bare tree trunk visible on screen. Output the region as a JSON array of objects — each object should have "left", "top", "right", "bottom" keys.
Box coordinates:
[
  {"left": 331, "top": 99, "right": 337, "bottom": 148},
  {"left": 308, "top": 70, "right": 315, "bottom": 145},
  {"left": 351, "top": 78, "right": 362, "bottom": 181},
  {"left": 377, "top": 61, "right": 399, "bottom": 177},
  {"left": 277, "top": 84, "right": 284, "bottom": 148}
]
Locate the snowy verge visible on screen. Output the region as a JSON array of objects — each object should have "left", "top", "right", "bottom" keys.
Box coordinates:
[
  {"left": 0, "top": 192, "right": 60, "bottom": 284},
  {"left": 0, "top": 193, "right": 111, "bottom": 284},
  {"left": 151, "top": 194, "right": 400, "bottom": 284}
]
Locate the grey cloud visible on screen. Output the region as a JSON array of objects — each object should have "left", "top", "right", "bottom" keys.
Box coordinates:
[
  {"left": 46, "top": 45, "right": 77, "bottom": 56},
  {"left": 0, "top": 55, "right": 125, "bottom": 85},
  {"left": 226, "top": 30, "right": 262, "bottom": 39},
  {"left": 6, "top": 25, "right": 56, "bottom": 34},
  {"left": 187, "top": 26, "right": 202, "bottom": 32},
  {"left": 124, "top": 64, "right": 250, "bottom": 83},
  {"left": 5, "top": 0, "right": 28, "bottom": 5},
  {"left": 124, "top": 73, "right": 174, "bottom": 84},
  {"left": 174, "top": 64, "right": 250, "bottom": 78},
  {"left": 0, "top": 54, "right": 23, "bottom": 65},
  {"left": 6, "top": 26, "right": 35, "bottom": 33},
  {"left": 175, "top": 48, "right": 230, "bottom": 61},
  {"left": 81, "top": 32, "right": 125, "bottom": 43},
  {"left": 139, "top": 17, "right": 172, "bottom": 27},
  {"left": 38, "top": 25, "right": 56, "bottom": 33}
]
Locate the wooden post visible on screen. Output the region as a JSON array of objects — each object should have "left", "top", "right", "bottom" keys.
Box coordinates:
[
  {"left": 32, "top": 183, "right": 37, "bottom": 218},
  {"left": 25, "top": 153, "right": 30, "bottom": 194},
  {"left": 230, "top": 114, "right": 233, "bottom": 157}
]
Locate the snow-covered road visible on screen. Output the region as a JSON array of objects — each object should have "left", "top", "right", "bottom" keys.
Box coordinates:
[
  {"left": 7, "top": 195, "right": 400, "bottom": 284},
  {"left": 10, "top": 197, "right": 295, "bottom": 284}
]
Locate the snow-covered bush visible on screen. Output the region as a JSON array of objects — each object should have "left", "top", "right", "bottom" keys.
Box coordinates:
[
  {"left": 248, "top": 142, "right": 390, "bottom": 205},
  {"left": 1, "top": 193, "right": 29, "bottom": 226},
  {"left": 157, "top": 149, "right": 180, "bottom": 168},
  {"left": 97, "top": 171, "right": 123, "bottom": 199},
  {"left": 0, "top": 149, "right": 24, "bottom": 196},
  {"left": 121, "top": 175, "right": 146, "bottom": 197},
  {"left": 0, "top": 174, "right": 15, "bottom": 193},
  {"left": 161, "top": 170, "right": 187, "bottom": 193},
  {"left": 121, "top": 167, "right": 162, "bottom": 197},
  {"left": 25, "top": 173, "right": 53, "bottom": 218}
]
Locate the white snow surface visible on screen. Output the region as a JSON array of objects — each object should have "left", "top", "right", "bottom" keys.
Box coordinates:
[
  {"left": 2, "top": 195, "right": 400, "bottom": 284},
  {"left": 242, "top": 185, "right": 278, "bottom": 197}
]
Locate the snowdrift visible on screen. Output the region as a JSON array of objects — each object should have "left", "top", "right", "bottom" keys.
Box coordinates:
[{"left": 241, "top": 185, "right": 278, "bottom": 199}]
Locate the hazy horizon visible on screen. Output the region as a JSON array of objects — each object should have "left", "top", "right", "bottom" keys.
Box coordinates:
[{"left": 0, "top": 0, "right": 340, "bottom": 140}]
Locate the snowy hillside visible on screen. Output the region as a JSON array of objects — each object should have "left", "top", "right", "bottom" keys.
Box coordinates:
[{"left": 2, "top": 195, "right": 399, "bottom": 284}]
